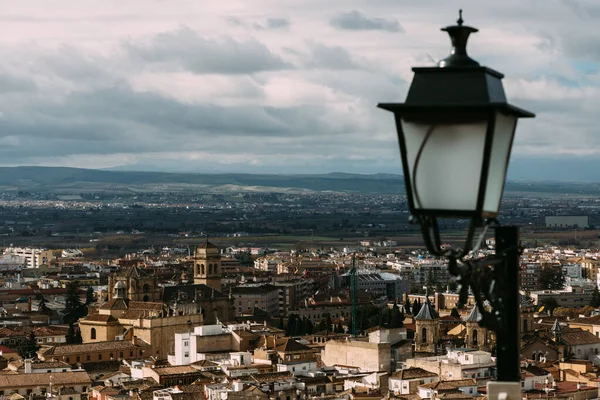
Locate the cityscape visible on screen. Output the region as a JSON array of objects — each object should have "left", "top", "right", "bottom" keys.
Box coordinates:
[
  {"left": 2, "top": 1, "right": 600, "bottom": 400},
  {"left": 1, "top": 170, "right": 600, "bottom": 400}
]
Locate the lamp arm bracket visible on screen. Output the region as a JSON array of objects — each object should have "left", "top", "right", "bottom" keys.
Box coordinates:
[{"left": 449, "top": 243, "right": 522, "bottom": 334}]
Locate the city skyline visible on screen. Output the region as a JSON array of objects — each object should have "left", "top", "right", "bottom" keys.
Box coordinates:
[{"left": 1, "top": 1, "right": 599, "bottom": 179}]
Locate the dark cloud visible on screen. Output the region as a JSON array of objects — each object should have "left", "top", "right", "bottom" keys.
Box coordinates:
[
  {"left": 0, "top": 79, "right": 370, "bottom": 163},
  {"left": 306, "top": 42, "right": 357, "bottom": 69},
  {"left": 0, "top": 73, "right": 37, "bottom": 93},
  {"left": 124, "top": 27, "right": 292, "bottom": 74},
  {"left": 226, "top": 17, "right": 289, "bottom": 30},
  {"left": 330, "top": 10, "right": 402, "bottom": 32},
  {"left": 266, "top": 18, "right": 289, "bottom": 29}
]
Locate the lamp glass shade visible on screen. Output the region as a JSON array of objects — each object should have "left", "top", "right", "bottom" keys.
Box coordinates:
[
  {"left": 483, "top": 111, "right": 517, "bottom": 214},
  {"left": 400, "top": 119, "right": 487, "bottom": 213}
]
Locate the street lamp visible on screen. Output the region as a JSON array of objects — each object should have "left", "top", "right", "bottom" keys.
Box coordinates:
[{"left": 378, "top": 10, "right": 535, "bottom": 398}]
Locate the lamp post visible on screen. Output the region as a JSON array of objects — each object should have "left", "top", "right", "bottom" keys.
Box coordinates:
[{"left": 378, "top": 11, "right": 534, "bottom": 399}]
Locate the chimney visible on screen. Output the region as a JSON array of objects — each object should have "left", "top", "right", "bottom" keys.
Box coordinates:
[{"left": 24, "top": 358, "right": 32, "bottom": 374}]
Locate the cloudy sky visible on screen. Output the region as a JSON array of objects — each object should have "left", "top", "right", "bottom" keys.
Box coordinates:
[{"left": 1, "top": 0, "right": 599, "bottom": 179}]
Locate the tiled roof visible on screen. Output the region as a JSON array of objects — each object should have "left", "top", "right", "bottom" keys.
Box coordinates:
[
  {"left": 9, "top": 360, "right": 71, "bottom": 371},
  {"left": 0, "top": 345, "right": 18, "bottom": 353},
  {"left": 82, "top": 313, "right": 118, "bottom": 322},
  {"left": 561, "top": 330, "right": 600, "bottom": 346},
  {"left": 390, "top": 367, "right": 438, "bottom": 380},
  {"left": 100, "top": 298, "right": 130, "bottom": 310},
  {"left": 33, "top": 326, "right": 69, "bottom": 336},
  {"left": 419, "top": 379, "right": 477, "bottom": 390},
  {"left": 40, "top": 339, "right": 149, "bottom": 356},
  {"left": 152, "top": 366, "right": 201, "bottom": 376},
  {"left": 571, "top": 315, "right": 600, "bottom": 325},
  {"left": 275, "top": 338, "right": 311, "bottom": 352},
  {"left": 0, "top": 371, "right": 91, "bottom": 388},
  {"left": 162, "top": 284, "right": 226, "bottom": 303}
]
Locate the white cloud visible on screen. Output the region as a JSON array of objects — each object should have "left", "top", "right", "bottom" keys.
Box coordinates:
[{"left": 0, "top": 0, "right": 598, "bottom": 177}]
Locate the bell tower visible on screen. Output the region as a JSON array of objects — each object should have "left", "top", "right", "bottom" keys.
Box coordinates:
[
  {"left": 194, "top": 241, "right": 222, "bottom": 291},
  {"left": 414, "top": 292, "right": 440, "bottom": 354},
  {"left": 465, "top": 305, "right": 490, "bottom": 350}
]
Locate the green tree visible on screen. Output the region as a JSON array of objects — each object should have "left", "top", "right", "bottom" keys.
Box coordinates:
[
  {"left": 37, "top": 296, "right": 52, "bottom": 316},
  {"left": 541, "top": 297, "right": 559, "bottom": 316},
  {"left": 404, "top": 297, "right": 411, "bottom": 314},
  {"left": 63, "top": 282, "right": 87, "bottom": 325},
  {"left": 379, "top": 307, "right": 390, "bottom": 327},
  {"left": 21, "top": 331, "right": 39, "bottom": 359},
  {"left": 65, "top": 322, "right": 83, "bottom": 344},
  {"left": 277, "top": 316, "right": 285, "bottom": 330},
  {"left": 302, "top": 318, "right": 314, "bottom": 335},
  {"left": 539, "top": 266, "right": 565, "bottom": 290},
  {"left": 285, "top": 314, "right": 298, "bottom": 336},
  {"left": 413, "top": 300, "right": 421, "bottom": 316},
  {"left": 450, "top": 308, "right": 461, "bottom": 318},
  {"left": 66, "top": 322, "right": 77, "bottom": 344},
  {"left": 591, "top": 287, "right": 600, "bottom": 308},
  {"left": 85, "top": 287, "right": 94, "bottom": 305},
  {"left": 389, "top": 302, "right": 405, "bottom": 328},
  {"left": 74, "top": 327, "right": 83, "bottom": 344}
]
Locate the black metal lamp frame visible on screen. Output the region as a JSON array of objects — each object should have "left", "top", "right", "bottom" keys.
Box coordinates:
[{"left": 378, "top": 11, "right": 534, "bottom": 383}]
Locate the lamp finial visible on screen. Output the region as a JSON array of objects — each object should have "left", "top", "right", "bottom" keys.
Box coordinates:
[{"left": 457, "top": 9, "right": 463, "bottom": 26}]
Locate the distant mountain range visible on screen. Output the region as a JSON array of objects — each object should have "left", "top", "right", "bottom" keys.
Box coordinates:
[
  {"left": 0, "top": 166, "right": 406, "bottom": 194},
  {"left": 0, "top": 166, "right": 598, "bottom": 195}
]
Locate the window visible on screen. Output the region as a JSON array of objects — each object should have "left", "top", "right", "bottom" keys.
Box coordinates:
[
  {"left": 66, "top": 357, "right": 70, "bottom": 363},
  {"left": 110, "top": 353, "right": 113, "bottom": 359},
  {"left": 472, "top": 329, "right": 478, "bottom": 346},
  {"left": 184, "top": 341, "right": 189, "bottom": 347},
  {"left": 421, "top": 327, "right": 427, "bottom": 343},
  {"left": 130, "top": 351, "right": 133, "bottom": 357},
  {"left": 87, "top": 355, "right": 91, "bottom": 361},
  {"left": 47, "top": 370, "right": 52, "bottom": 373},
  {"left": 91, "top": 328, "right": 96, "bottom": 340},
  {"left": 98, "top": 354, "right": 102, "bottom": 360},
  {"left": 184, "top": 352, "right": 189, "bottom": 357},
  {"left": 76, "top": 356, "right": 80, "bottom": 362},
  {"left": 120, "top": 352, "right": 124, "bottom": 358}
]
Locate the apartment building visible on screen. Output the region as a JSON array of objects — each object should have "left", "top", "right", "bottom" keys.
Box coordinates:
[
  {"left": 232, "top": 284, "right": 279, "bottom": 317},
  {"left": 2, "top": 247, "right": 55, "bottom": 269}
]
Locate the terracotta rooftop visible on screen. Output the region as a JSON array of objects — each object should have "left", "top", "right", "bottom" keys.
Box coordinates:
[
  {"left": 0, "top": 371, "right": 91, "bottom": 388},
  {"left": 561, "top": 330, "right": 600, "bottom": 345},
  {"left": 390, "top": 367, "right": 439, "bottom": 380},
  {"left": 40, "top": 339, "right": 149, "bottom": 356},
  {"left": 420, "top": 379, "right": 477, "bottom": 391},
  {"left": 151, "top": 366, "right": 201, "bottom": 376}
]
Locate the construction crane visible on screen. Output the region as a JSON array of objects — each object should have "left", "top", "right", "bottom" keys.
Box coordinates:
[{"left": 350, "top": 254, "right": 358, "bottom": 337}]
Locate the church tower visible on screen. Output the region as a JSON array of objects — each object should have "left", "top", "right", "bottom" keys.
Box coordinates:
[
  {"left": 415, "top": 294, "right": 440, "bottom": 354},
  {"left": 194, "top": 241, "right": 222, "bottom": 291},
  {"left": 465, "top": 305, "right": 490, "bottom": 350}
]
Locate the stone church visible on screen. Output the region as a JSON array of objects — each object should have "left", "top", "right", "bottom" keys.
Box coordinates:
[
  {"left": 79, "top": 242, "right": 233, "bottom": 359},
  {"left": 414, "top": 293, "right": 535, "bottom": 355}
]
